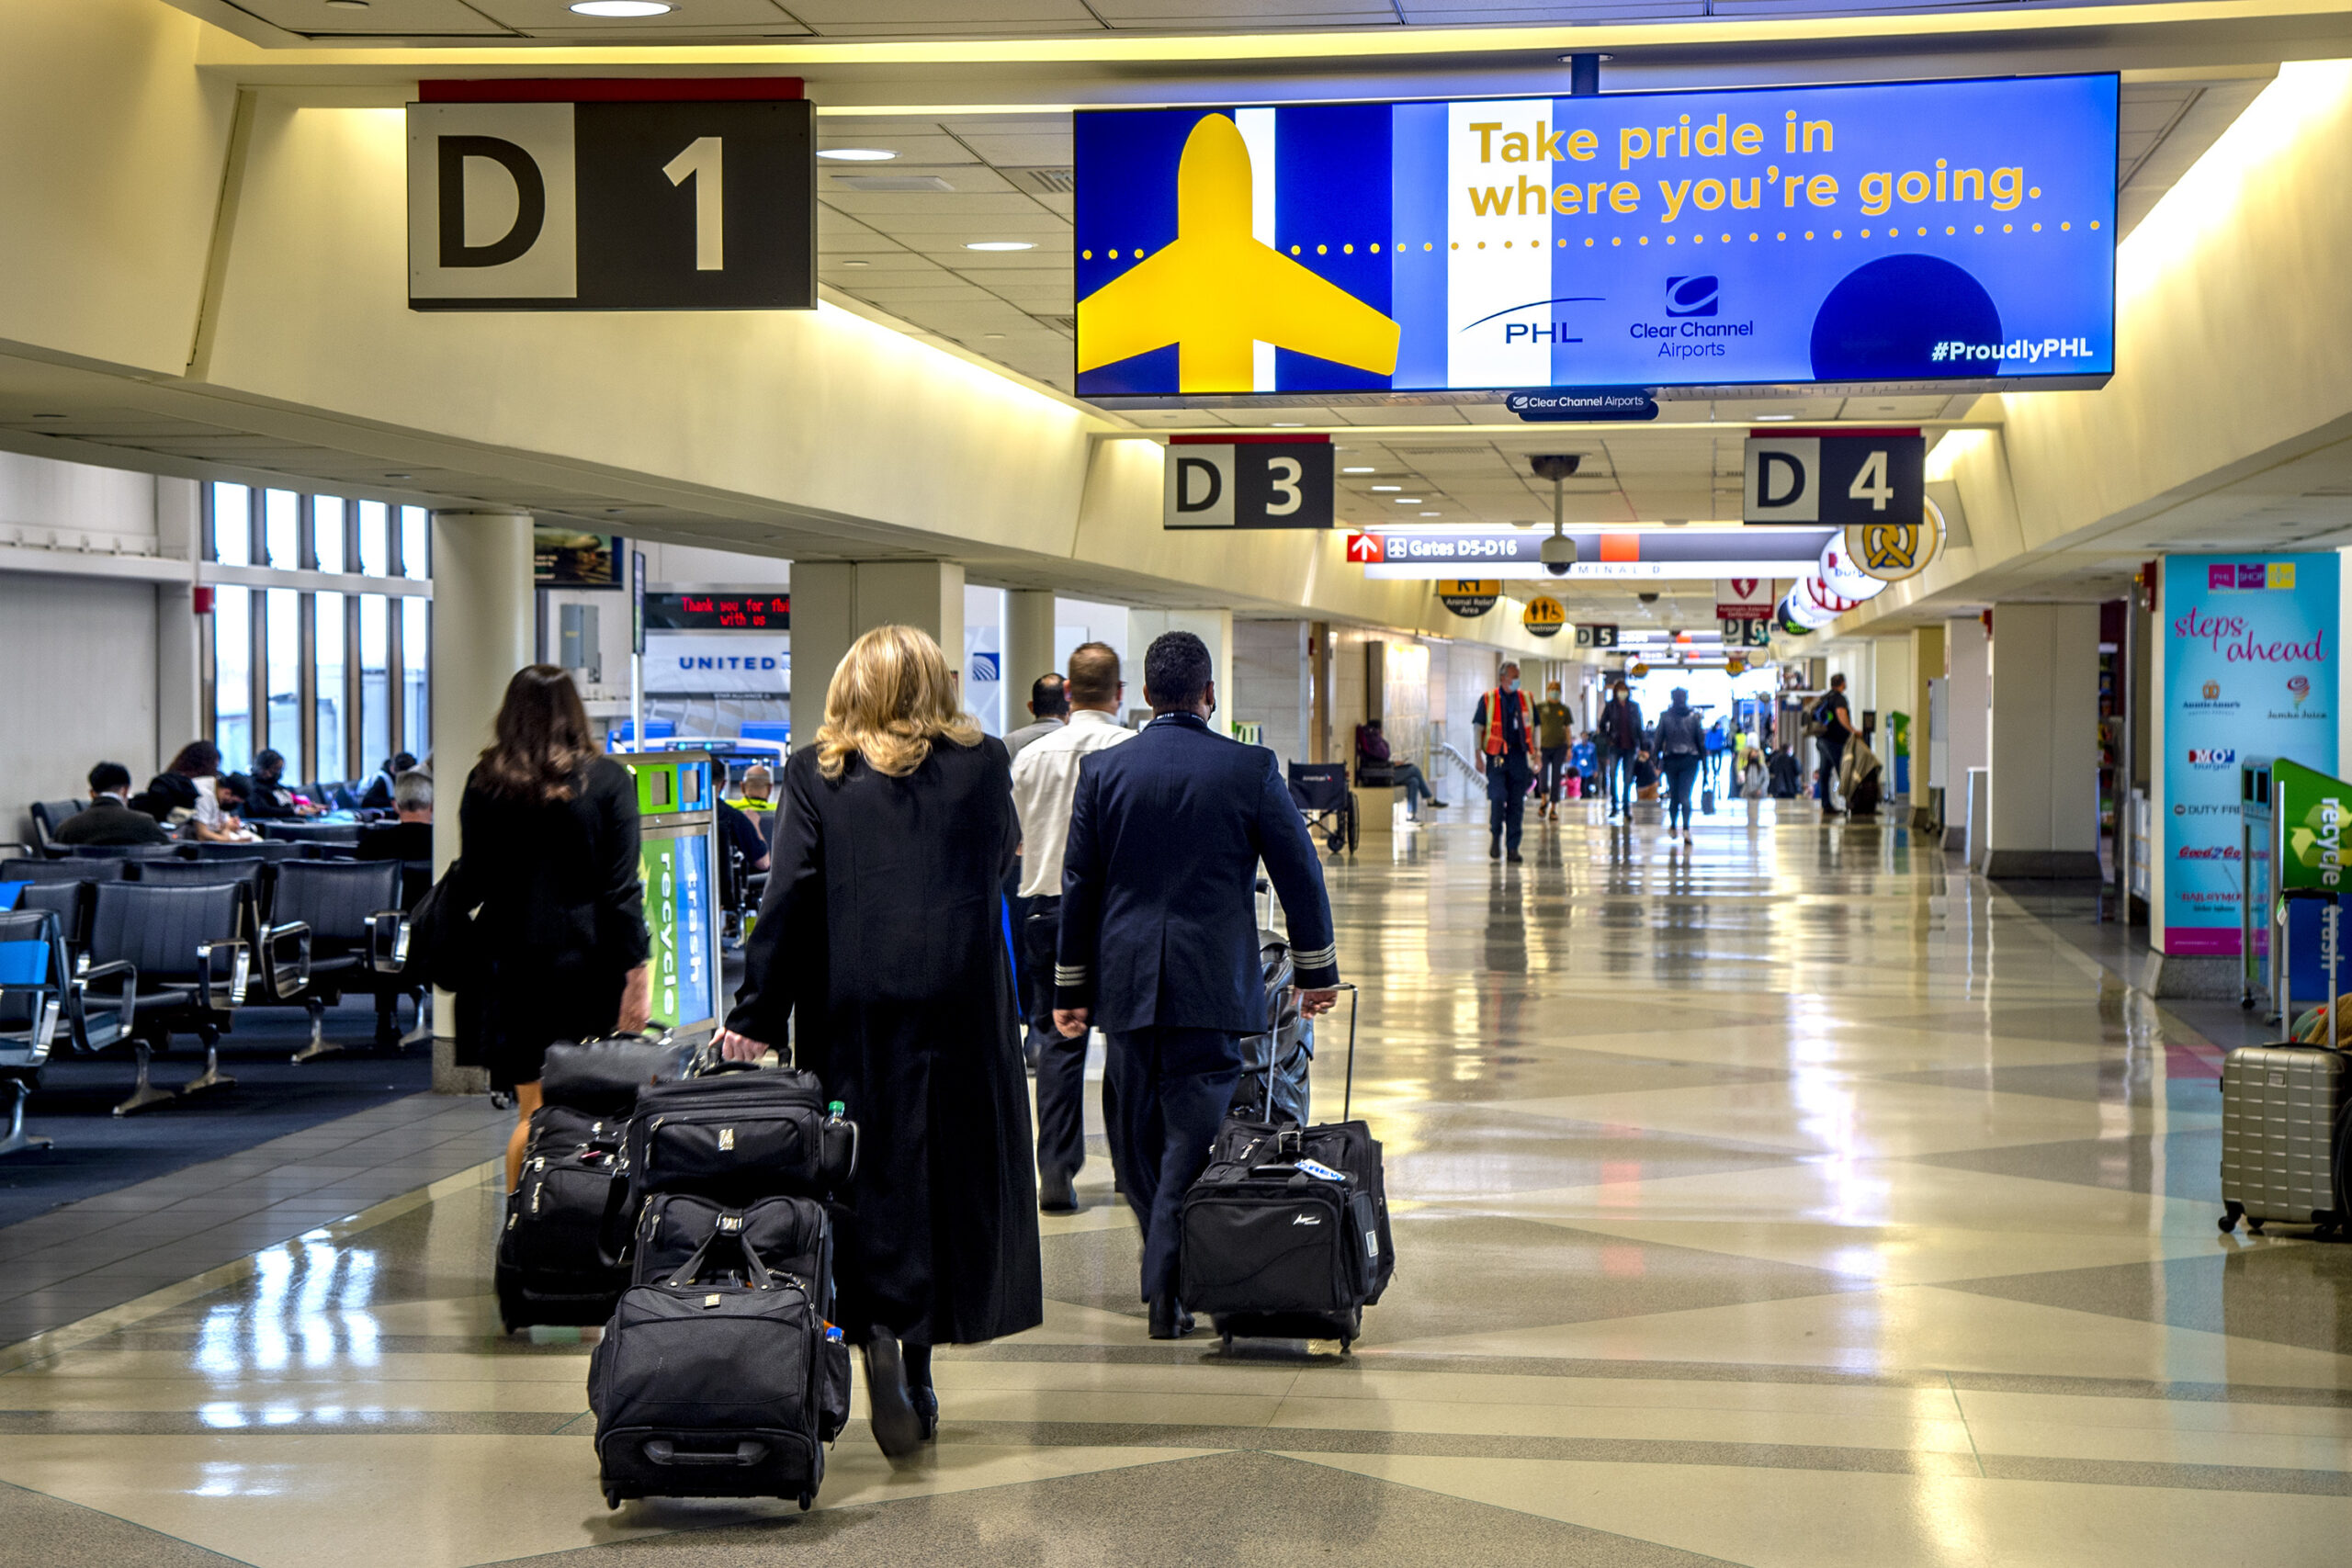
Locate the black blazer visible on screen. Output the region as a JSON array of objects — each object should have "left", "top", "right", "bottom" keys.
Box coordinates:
[
  {"left": 52, "top": 797, "right": 172, "bottom": 847},
  {"left": 454, "top": 756, "right": 649, "bottom": 983},
  {"left": 1056, "top": 713, "right": 1338, "bottom": 1034}
]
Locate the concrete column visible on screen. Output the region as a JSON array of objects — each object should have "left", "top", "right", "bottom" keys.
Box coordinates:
[
  {"left": 1985, "top": 603, "right": 2102, "bottom": 879},
  {"left": 787, "top": 560, "right": 967, "bottom": 743},
  {"left": 153, "top": 479, "right": 201, "bottom": 774},
  {"left": 1002, "top": 590, "right": 1058, "bottom": 712},
  {"left": 1129, "top": 608, "right": 1235, "bottom": 716},
  {"left": 427, "top": 509, "right": 534, "bottom": 1093},
  {"left": 1945, "top": 615, "right": 1989, "bottom": 855},
  {"left": 1909, "top": 623, "right": 1944, "bottom": 819}
]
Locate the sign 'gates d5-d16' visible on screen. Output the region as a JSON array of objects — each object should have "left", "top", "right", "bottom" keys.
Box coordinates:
[
  {"left": 407, "top": 79, "right": 815, "bottom": 311},
  {"left": 1073, "top": 74, "right": 2114, "bottom": 400}
]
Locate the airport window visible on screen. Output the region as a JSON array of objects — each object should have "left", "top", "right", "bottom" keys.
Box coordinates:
[
  {"left": 358, "top": 501, "right": 390, "bottom": 577},
  {"left": 210, "top": 482, "right": 251, "bottom": 565},
  {"left": 400, "top": 506, "right": 430, "bottom": 581},
  {"left": 264, "top": 490, "right": 301, "bottom": 570},
  {"left": 401, "top": 597, "right": 430, "bottom": 759},
  {"left": 198, "top": 486, "right": 430, "bottom": 784},
  {"left": 316, "top": 590, "right": 346, "bottom": 785},
  {"left": 314, "top": 495, "right": 346, "bottom": 574},
  {"left": 265, "top": 587, "right": 303, "bottom": 783},
  {"left": 359, "top": 593, "right": 390, "bottom": 774},
  {"left": 213, "top": 584, "right": 252, "bottom": 771}
]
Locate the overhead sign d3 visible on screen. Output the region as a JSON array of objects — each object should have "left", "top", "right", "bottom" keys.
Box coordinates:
[
  {"left": 1745, "top": 433, "right": 1925, "bottom": 526},
  {"left": 1523, "top": 595, "right": 1567, "bottom": 637},
  {"left": 1163, "top": 436, "right": 1335, "bottom": 528},
  {"left": 1074, "top": 74, "right": 2116, "bottom": 399},
  {"left": 1437, "top": 579, "right": 1501, "bottom": 617},
  {"left": 407, "top": 80, "right": 815, "bottom": 310}
]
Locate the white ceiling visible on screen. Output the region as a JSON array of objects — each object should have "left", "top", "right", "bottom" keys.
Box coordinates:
[{"left": 200, "top": 0, "right": 2176, "bottom": 43}]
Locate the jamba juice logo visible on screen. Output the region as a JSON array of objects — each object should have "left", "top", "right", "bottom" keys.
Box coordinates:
[{"left": 2290, "top": 674, "right": 2312, "bottom": 708}]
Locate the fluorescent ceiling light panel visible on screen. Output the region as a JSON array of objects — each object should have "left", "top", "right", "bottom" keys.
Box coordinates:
[
  {"left": 966, "top": 241, "right": 1035, "bottom": 252},
  {"left": 818, "top": 149, "right": 898, "bottom": 162},
  {"left": 569, "top": 1, "right": 672, "bottom": 15}
]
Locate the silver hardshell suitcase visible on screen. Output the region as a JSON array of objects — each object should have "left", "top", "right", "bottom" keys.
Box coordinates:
[{"left": 2219, "top": 1044, "right": 2350, "bottom": 1235}]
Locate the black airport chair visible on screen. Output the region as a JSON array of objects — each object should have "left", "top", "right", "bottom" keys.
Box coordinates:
[
  {"left": 4, "top": 857, "right": 130, "bottom": 885},
  {"left": 192, "top": 839, "right": 300, "bottom": 863},
  {"left": 82, "top": 881, "right": 307, "bottom": 1115},
  {"left": 12, "top": 881, "right": 95, "bottom": 953},
  {"left": 264, "top": 860, "right": 411, "bottom": 1061},
  {"left": 42, "top": 841, "right": 185, "bottom": 863},
  {"left": 28, "top": 800, "right": 85, "bottom": 852},
  {"left": 136, "top": 856, "right": 274, "bottom": 925},
  {"left": 0, "top": 908, "right": 69, "bottom": 1157}
]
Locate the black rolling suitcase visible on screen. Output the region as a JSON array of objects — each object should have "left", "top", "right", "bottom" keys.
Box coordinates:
[
  {"left": 626, "top": 1063, "right": 858, "bottom": 1205},
  {"left": 1180, "top": 988, "right": 1396, "bottom": 1352},
  {"left": 495, "top": 1111, "right": 633, "bottom": 1331},
  {"left": 589, "top": 1229, "right": 853, "bottom": 1510}
]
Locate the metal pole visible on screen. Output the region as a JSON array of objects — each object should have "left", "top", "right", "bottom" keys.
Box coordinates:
[{"left": 1568, "top": 53, "right": 1601, "bottom": 96}]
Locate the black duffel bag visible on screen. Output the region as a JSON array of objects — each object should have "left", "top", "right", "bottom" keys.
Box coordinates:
[
  {"left": 626, "top": 1063, "right": 857, "bottom": 1204},
  {"left": 633, "top": 1192, "right": 835, "bottom": 1316},
  {"left": 541, "top": 1033, "right": 707, "bottom": 1116},
  {"left": 589, "top": 1229, "right": 851, "bottom": 1508}
]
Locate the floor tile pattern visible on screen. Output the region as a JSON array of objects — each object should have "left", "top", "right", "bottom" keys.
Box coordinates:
[{"left": 0, "top": 808, "right": 2346, "bottom": 1565}]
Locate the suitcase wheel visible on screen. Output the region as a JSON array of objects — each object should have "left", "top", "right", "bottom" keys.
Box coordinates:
[
  {"left": 604, "top": 1491, "right": 621, "bottom": 1511},
  {"left": 2217, "top": 1213, "right": 2237, "bottom": 1235},
  {"left": 797, "top": 1494, "right": 813, "bottom": 1512},
  {"left": 2247, "top": 1219, "right": 2267, "bottom": 1235}
]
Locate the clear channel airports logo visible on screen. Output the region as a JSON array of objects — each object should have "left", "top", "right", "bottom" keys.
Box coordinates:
[
  {"left": 2184, "top": 748, "right": 2238, "bottom": 769},
  {"left": 1665, "top": 275, "right": 1718, "bottom": 318}
]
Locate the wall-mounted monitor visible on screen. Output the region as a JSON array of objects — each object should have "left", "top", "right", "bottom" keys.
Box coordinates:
[
  {"left": 1074, "top": 73, "right": 2116, "bottom": 401},
  {"left": 535, "top": 526, "right": 623, "bottom": 588}
]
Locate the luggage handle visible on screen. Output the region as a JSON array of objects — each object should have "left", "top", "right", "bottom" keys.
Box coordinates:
[
  {"left": 1262, "top": 981, "right": 1360, "bottom": 1124},
  {"left": 643, "top": 1438, "right": 768, "bottom": 1468},
  {"left": 664, "top": 1228, "right": 778, "bottom": 1292}
]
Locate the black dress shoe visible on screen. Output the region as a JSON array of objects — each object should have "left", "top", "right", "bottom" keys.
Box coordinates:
[
  {"left": 1430, "top": 798, "right": 1450, "bottom": 809},
  {"left": 1038, "top": 1171, "right": 1080, "bottom": 1213},
  {"left": 862, "top": 1329, "right": 924, "bottom": 1459},
  {"left": 1506, "top": 849, "right": 1523, "bottom": 863},
  {"left": 909, "top": 1383, "right": 939, "bottom": 1442},
  {"left": 1488, "top": 839, "right": 1501, "bottom": 861},
  {"left": 1148, "top": 1291, "right": 1195, "bottom": 1339}
]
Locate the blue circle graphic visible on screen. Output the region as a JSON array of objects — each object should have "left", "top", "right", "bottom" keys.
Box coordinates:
[{"left": 1809, "top": 255, "right": 2001, "bottom": 380}]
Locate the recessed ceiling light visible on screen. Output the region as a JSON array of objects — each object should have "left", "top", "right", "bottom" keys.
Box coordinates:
[
  {"left": 569, "top": 1, "right": 673, "bottom": 16},
  {"left": 1342, "top": 466, "right": 1374, "bottom": 474},
  {"left": 1269, "top": 422, "right": 1303, "bottom": 428},
  {"left": 383, "top": 473, "right": 412, "bottom": 479},
  {"left": 965, "top": 241, "right": 1035, "bottom": 252},
  {"left": 840, "top": 258, "right": 869, "bottom": 266},
  {"left": 1371, "top": 484, "right": 1401, "bottom": 492},
  {"left": 1754, "top": 413, "right": 1796, "bottom": 423},
  {"left": 1419, "top": 511, "right": 1440, "bottom": 517},
  {"left": 983, "top": 333, "right": 1006, "bottom": 339},
  {"left": 1394, "top": 497, "right": 1422, "bottom": 504},
  {"left": 325, "top": 0, "right": 369, "bottom": 9},
  {"left": 817, "top": 148, "right": 897, "bottom": 163}
]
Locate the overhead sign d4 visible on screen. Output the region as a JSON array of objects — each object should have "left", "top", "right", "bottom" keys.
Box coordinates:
[
  {"left": 1164, "top": 437, "right": 1335, "bottom": 529},
  {"left": 1745, "top": 433, "right": 1924, "bottom": 526},
  {"left": 407, "top": 80, "right": 815, "bottom": 310}
]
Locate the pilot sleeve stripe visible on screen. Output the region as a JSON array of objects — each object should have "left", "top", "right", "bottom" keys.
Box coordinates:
[
  {"left": 1292, "top": 943, "right": 1338, "bottom": 969},
  {"left": 1054, "top": 964, "right": 1089, "bottom": 984}
]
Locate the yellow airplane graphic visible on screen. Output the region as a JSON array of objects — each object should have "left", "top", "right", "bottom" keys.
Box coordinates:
[{"left": 1077, "top": 113, "right": 1401, "bottom": 393}]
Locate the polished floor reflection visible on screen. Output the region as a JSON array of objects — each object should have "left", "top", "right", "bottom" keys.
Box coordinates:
[{"left": 1, "top": 807, "right": 2347, "bottom": 1566}]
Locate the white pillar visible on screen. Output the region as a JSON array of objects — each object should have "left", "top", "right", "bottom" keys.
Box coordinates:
[
  {"left": 787, "top": 560, "right": 968, "bottom": 743},
  {"left": 428, "top": 509, "right": 533, "bottom": 1093},
  {"left": 1946, "top": 615, "right": 1990, "bottom": 853},
  {"left": 1909, "top": 623, "right": 1944, "bottom": 816},
  {"left": 1003, "top": 590, "right": 1058, "bottom": 717},
  {"left": 1985, "top": 603, "right": 2102, "bottom": 878}
]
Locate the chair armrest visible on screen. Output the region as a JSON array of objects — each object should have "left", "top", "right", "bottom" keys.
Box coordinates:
[
  {"left": 366, "top": 909, "right": 410, "bottom": 974},
  {"left": 72, "top": 958, "right": 138, "bottom": 1041},
  {"left": 195, "top": 939, "right": 251, "bottom": 1010},
  {"left": 264, "top": 921, "right": 312, "bottom": 999}
]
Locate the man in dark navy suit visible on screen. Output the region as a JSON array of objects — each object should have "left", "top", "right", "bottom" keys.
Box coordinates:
[{"left": 1054, "top": 631, "right": 1341, "bottom": 1338}]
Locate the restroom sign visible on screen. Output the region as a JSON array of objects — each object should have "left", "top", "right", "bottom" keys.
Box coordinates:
[
  {"left": 1522, "top": 596, "right": 1566, "bottom": 637},
  {"left": 407, "top": 80, "right": 814, "bottom": 310},
  {"left": 1743, "top": 433, "right": 1924, "bottom": 526},
  {"left": 1163, "top": 436, "right": 1334, "bottom": 529}
]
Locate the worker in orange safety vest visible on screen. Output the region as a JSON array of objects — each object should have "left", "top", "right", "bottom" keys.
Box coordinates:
[{"left": 1473, "top": 661, "right": 1539, "bottom": 863}]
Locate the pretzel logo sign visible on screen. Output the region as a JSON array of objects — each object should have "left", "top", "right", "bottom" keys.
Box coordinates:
[{"left": 1847, "top": 499, "right": 1946, "bottom": 584}]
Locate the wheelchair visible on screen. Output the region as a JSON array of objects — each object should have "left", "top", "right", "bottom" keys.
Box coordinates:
[{"left": 1286, "top": 761, "right": 1359, "bottom": 855}]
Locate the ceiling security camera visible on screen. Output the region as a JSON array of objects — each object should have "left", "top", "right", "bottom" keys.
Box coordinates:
[
  {"left": 1638, "top": 592, "right": 1660, "bottom": 604},
  {"left": 1540, "top": 533, "right": 1578, "bottom": 576},
  {"left": 1530, "top": 454, "right": 1582, "bottom": 482}
]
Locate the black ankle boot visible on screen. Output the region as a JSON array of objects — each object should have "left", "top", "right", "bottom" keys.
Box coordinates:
[{"left": 862, "top": 1329, "right": 923, "bottom": 1459}]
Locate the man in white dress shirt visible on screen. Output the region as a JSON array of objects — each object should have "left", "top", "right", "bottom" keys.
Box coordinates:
[{"left": 1010, "top": 642, "right": 1134, "bottom": 1213}]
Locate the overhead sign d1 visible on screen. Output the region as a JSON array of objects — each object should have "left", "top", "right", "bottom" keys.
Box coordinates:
[
  {"left": 1849, "top": 496, "right": 1946, "bottom": 581},
  {"left": 1165, "top": 436, "right": 1334, "bottom": 529},
  {"left": 1523, "top": 595, "right": 1567, "bottom": 637},
  {"left": 1436, "top": 579, "right": 1500, "bottom": 617},
  {"left": 406, "top": 81, "right": 815, "bottom": 310},
  {"left": 1744, "top": 433, "right": 1925, "bottom": 527}
]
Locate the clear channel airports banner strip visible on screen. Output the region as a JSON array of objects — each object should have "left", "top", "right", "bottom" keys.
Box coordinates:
[
  {"left": 1352, "top": 526, "right": 1835, "bottom": 580},
  {"left": 1074, "top": 73, "right": 2116, "bottom": 399}
]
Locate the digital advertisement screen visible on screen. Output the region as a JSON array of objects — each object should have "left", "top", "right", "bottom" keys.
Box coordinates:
[
  {"left": 534, "top": 526, "right": 622, "bottom": 588},
  {"left": 1074, "top": 74, "right": 2117, "bottom": 399},
  {"left": 639, "top": 826, "right": 715, "bottom": 1031}
]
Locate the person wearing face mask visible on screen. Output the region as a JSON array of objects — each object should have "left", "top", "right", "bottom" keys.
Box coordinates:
[
  {"left": 1655, "top": 687, "right": 1707, "bottom": 847},
  {"left": 1473, "top": 661, "right": 1539, "bottom": 863},
  {"left": 1598, "top": 678, "right": 1643, "bottom": 819}
]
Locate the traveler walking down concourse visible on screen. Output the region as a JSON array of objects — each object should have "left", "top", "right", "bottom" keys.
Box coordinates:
[
  {"left": 1053, "top": 631, "right": 1340, "bottom": 1339},
  {"left": 718, "top": 625, "right": 1044, "bottom": 1460},
  {"left": 1474, "top": 661, "right": 1539, "bottom": 862},
  {"left": 453, "top": 667, "right": 654, "bottom": 1192},
  {"left": 1535, "top": 680, "right": 1575, "bottom": 820},
  {"left": 1598, "top": 677, "right": 1643, "bottom": 818},
  {"left": 1656, "top": 686, "right": 1706, "bottom": 846},
  {"left": 1011, "top": 641, "right": 1136, "bottom": 1214}
]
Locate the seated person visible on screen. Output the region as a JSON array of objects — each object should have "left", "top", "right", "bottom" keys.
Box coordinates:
[
  {"left": 737, "top": 762, "right": 775, "bottom": 812},
  {"left": 357, "top": 752, "right": 417, "bottom": 812},
  {"left": 240, "top": 748, "right": 322, "bottom": 819},
  {"left": 54, "top": 761, "right": 174, "bottom": 846},
  {"left": 194, "top": 771, "right": 260, "bottom": 842},
  {"left": 358, "top": 770, "right": 435, "bottom": 906},
  {"left": 1354, "top": 718, "right": 1448, "bottom": 818}
]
